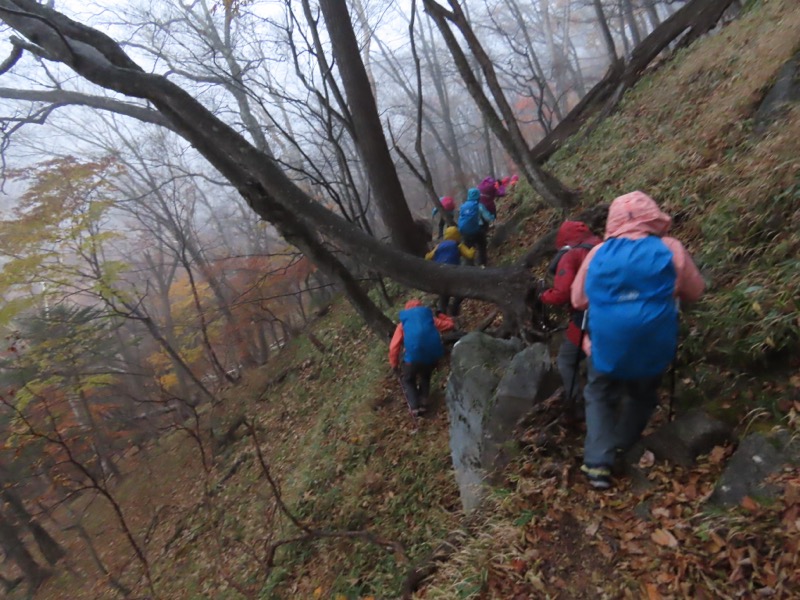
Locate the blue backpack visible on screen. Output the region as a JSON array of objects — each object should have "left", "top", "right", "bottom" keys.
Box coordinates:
[
  {"left": 458, "top": 202, "right": 482, "bottom": 237},
  {"left": 399, "top": 306, "right": 444, "bottom": 365},
  {"left": 433, "top": 240, "right": 461, "bottom": 265},
  {"left": 584, "top": 236, "right": 678, "bottom": 380}
]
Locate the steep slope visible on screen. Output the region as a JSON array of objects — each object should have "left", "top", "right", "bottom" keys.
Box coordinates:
[{"left": 27, "top": 1, "right": 800, "bottom": 599}]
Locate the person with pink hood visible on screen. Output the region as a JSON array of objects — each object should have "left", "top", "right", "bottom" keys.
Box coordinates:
[
  {"left": 571, "top": 191, "right": 705, "bottom": 489},
  {"left": 432, "top": 196, "right": 456, "bottom": 240}
]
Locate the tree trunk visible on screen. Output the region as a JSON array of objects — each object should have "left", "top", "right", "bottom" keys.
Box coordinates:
[
  {"left": 65, "top": 386, "right": 120, "bottom": 481},
  {"left": 0, "top": 512, "right": 47, "bottom": 589},
  {"left": 422, "top": 0, "right": 577, "bottom": 209},
  {"left": 529, "top": 0, "right": 736, "bottom": 163},
  {"left": 502, "top": 0, "right": 564, "bottom": 123},
  {"left": 539, "top": 0, "right": 569, "bottom": 112},
  {"left": 644, "top": 0, "right": 662, "bottom": 31},
  {"left": 0, "top": 489, "right": 64, "bottom": 565},
  {"left": 420, "top": 17, "right": 468, "bottom": 189},
  {"left": 318, "top": 0, "right": 426, "bottom": 255},
  {"left": 622, "top": 0, "right": 643, "bottom": 46},
  {"left": 593, "top": 0, "right": 619, "bottom": 65},
  {"left": 483, "top": 117, "right": 495, "bottom": 175}
]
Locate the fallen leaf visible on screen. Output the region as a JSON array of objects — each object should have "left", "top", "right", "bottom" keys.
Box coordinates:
[
  {"left": 639, "top": 450, "right": 656, "bottom": 468},
  {"left": 782, "top": 505, "right": 799, "bottom": 530},
  {"left": 511, "top": 558, "right": 527, "bottom": 574},
  {"left": 785, "top": 483, "right": 800, "bottom": 506},
  {"left": 709, "top": 446, "right": 727, "bottom": 464},
  {"left": 645, "top": 582, "right": 662, "bottom": 600},
  {"left": 313, "top": 588, "right": 323, "bottom": 599},
  {"left": 651, "top": 528, "right": 679, "bottom": 548},
  {"left": 741, "top": 496, "right": 759, "bottom": 512},
  {"left": 683, "top": 483, "right": 698, "bottom": 500},
  {"left": 585, "top": 521, "right": 601, "bottom": 536},
  {"left": 652, "top": 507, "right": 670, "bottom": 519}
]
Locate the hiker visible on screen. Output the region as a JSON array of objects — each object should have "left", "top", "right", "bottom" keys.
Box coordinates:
[
  {"left": 477, "top": 176, "right": 505, "bottom": 218},
  {"left": 571, "top": 191, "right": 705, "bottom": 489},
  {"left": 389, "top": 300, "right": 455, "bottom": 416},
  {"left": 425, "top": 226, "right": 476, "bottom": 315},
  {"left": 458, "top": 187, "right": 495, "bottom": 267},
  {"left": 432, "top": 196, "right": 456, "bottom": 240},
  {"left": 538, "top": 221, "right": 601, "bottom": 421}
]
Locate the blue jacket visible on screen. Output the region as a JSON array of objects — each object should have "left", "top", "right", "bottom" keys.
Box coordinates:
[{"left": 466, "top": 188, "right": 495, "bottom": 226}]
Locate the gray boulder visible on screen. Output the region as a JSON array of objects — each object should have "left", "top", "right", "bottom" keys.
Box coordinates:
[
  {"left": 755, "top": 50, "right": 800, "bottom": 132},
  {"left": 446, "top": 333, "right": 557, "bottom": 512},
  {"left": 709, "top": 431, "right": 800, "bottom": 507},
  {"left": 626, "top": 409, "right": 733, "bottom": 468}
]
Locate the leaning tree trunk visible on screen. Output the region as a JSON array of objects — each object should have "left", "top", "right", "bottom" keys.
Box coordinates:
[
  {"left": 530, "top": 0, "right": 736, "bottom": 163},
  {"left": 318, "top": 0, "right": 427, "bottom": 255}
]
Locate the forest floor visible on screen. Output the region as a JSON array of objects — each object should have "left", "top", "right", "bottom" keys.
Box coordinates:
[{"left": 21, "top": 0, "right": 800, "bottom": 598}]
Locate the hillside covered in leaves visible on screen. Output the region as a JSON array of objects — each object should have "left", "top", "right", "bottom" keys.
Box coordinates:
[{"left": 5, "top": 0, "right": 800, "bottom": 598}]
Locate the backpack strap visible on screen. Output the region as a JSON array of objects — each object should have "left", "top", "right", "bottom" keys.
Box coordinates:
[{"left": 547, "top": 242, "right": 596, "bottom": 276}]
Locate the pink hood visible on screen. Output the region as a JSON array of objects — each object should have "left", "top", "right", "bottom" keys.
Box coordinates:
[
  {"left": 605, "top": 191, "right": 671, "bottom": 240},
  {"left": 404, "top": 299, "right": 423, "bottom": 310}
]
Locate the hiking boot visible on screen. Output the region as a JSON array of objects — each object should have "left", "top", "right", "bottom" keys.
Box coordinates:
[{"left": 581, "top": 464, "right": 612, "bottom": 490}]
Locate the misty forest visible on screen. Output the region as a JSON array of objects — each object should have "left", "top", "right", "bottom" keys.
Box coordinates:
[{"left": 0, "top": 0, "right": 798, "bottom": 598}]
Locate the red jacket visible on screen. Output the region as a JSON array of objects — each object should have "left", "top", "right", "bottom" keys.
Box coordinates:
[{"left": 540, "top": 221, "right": 601, "bottom": 346}]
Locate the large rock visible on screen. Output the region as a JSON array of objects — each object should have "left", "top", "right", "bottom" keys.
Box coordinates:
[
  {"left": 755, "top": 50, "right": 800, "bottom": 132},
  {"left": 626, "top": 409, "right": 733, "bottom": 468},
  {"left": 709, "top": 431, "right": 800, "bottom": 507},
  {"left": 446, "top": 333, "right": 557, "bottom": 512}
]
